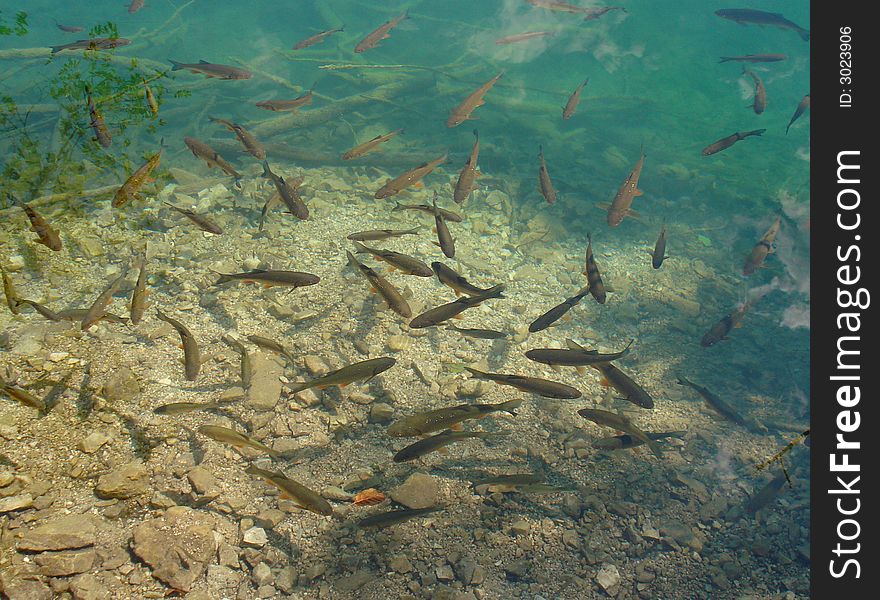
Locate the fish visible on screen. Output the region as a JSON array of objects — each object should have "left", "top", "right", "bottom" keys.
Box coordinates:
[
  {"left": 577, "top": 408, "right": 662, "bottom": 457},
  {"left": 198, "top": 425, "right": 280, "bottom": 458},
  {"left": 431, "top": 194, "right": 455, "bottom": 258},
  {"left": 19, "top": 204, "right": 62, "bottom": 251},
  {"left": 701, "top": 129, "right": 765, "bottom": 156},
  {"left": 388, "top": 399, "right": 523, "bottom": 437},
  {"left": 355, "top": 11, "right": 408, "bottom": 53},
  {"left": 374, "top": 153, "right": 448, "bottom": 199},
  {"left": 676, "top": 376, "right": 750, "bottom": 427},
  {"left": 183, "top": 137, "right": 241, "bottom": 178},
  {"left": 346, "top": 227, "right": 420, "bottom": 242},
  {"left": 286, "top": 357, "right": 396, "bottom": 393},
  {"left": 583, "top": 235, "right": 606, "bottom": 304},
  {"left": 537, "top": 145, "right": 557, "bottom": 204},
  {"left": 262, "top": 161, "right": 309, "bottom": 220},
  {"left": 255, "top": 90, "right": 314, "bottom": 112},
  {"left": 163, "top": 202, "right": 223, "bottom": 235},
  {"left": 169, "top": 60, "right": 252, "bottom": 80},
  {"left": 1, "top": 266, "right": 21, "bottom": 315},
  {"left": 128, "top": 0, "right": 145, "bottom": 14},
  {"left": 719, "top": 53, "right": 787, "bottom": 63},
  {"left": 527, "top": 287, "right": 590, "bottom": 333},
  {"left": 605, "top": 148, "right": 646, "bottom": 226},
  {"left": 346, "top": 251, "right": 412, "bottom": 318},
  {"left": 260, "top": 176, "right": 306, "bottom": 226},
  {"left": 700, "top": 301, "right": 752, "bottom": 347},
  {"left": 495, "top": 31, "right": 555, "bottom": 45},
  {"left": 85, "top": 85, "right": 112, "bottom": 149},
  {"left": 129, "top": 254, "right": 148, "bottom": 325},
  {"left": 245, "top": 335, "right": 297, "bottom": 366},
  {"left": 12, "top": 299, "right": 59, "bottom": 321},
  {"left": 50, "top": 38, "right": 131, "bottom": 54},
  {"left": 592, "top": 431, "right": 685, "bottom": 451},
  {"left": 744, "top": 69, "right": 767, "bottom": 115},
  {"left": 112, "top": 149, "right": 162, "bottom": 208},
  {"left": 745, "top": 473, "right": 787, "bottom": 514},
  {"left": 715, "top": 8, "right": 809, "bottom": 41},
  {"left": 447, "top": 72, "right": 504, "bottom": 128},
  {"left": 352, "top": 241, "right": 433, "bottom": 276},
  {"left": 409, "top": 284, "right": 505, "bottom": 328},
  {"left": 526, "top": 1, "right": 626, "bottom": 20},
  {"left": 453, "top": 129, "right": 480, "bottom": 204},
  {"left": 245, "top": 465, "right": 334, "bottom": 515},
  {"left": 446, "top": 324, "right": 507, "bottom": 339},
  {"left": 53, "top": 21, "right": 84, "bottom": 33},
  {"left": 651, "top": 224, "right": 668, "bottom": 269},
  {"left": 562, "top": 78, "right": 589, "bottom": 120},
  {"left": 471, "top": 473, "right": 546, "bottom": 487},
  {"left": 142, "top": 78, "right": 159, "bottom": 118},
  {"left": 525, "top": 339, "right": 633, "bottom": 367},
  {"left": 464, "top": 367, "right": 582, "bottom": 399},
  {"left": 393, "top": 430, "right": 510, "bottom": 462},
  {"left": 222, "top": 335, "right": 252, "bottom": 390},
  {"left": 214, "top": 269, "right": 320, "bottom": 289},
  {"left": 358, "top": 507, "right": 441, "bottom": 529},
  {"left": 431, "top": 262, "right": 494, "bottom": 297},
  {"left": 786, "top": 95, "right": 810, "bottom": 134},
  {"left": 580, "top": 6, "right": 627, "bottom": 20},
  {"left": 18, "top": 302, "right": 127, "bottom": 324},
  {"left": 210, "top": 117, "right": 266, "bottom": 160},
  {"left": 154, "top": 401, "right": 224, "bottom": 416},
  {"left": 393, "top": 202, "right": 463, "bottom": 222},
  {"left": 81, "top": 267, "right": 129, "bottom": 331},
  {"left": 0, "top": 380, "right": 45, "bottom": 412},
  {"left": 293, "top": 26, "right": 344, "bottom": 50},
  {"left": 590, "top": 360, "right": 655, "bottom": 410},
  {"left": 743, "top": 216, "right": 781, "bottom": 275},
  {"left": 342, "top": 129, "right": 403, "bottom": 160},
  {"left": 155, "top": 308, "right": 201, "bottom": 381}
]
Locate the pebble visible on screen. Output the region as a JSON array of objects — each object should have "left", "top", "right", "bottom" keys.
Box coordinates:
[
  {"left": 100, "top": 367, "right": 141, "bottom": 403},
  {"left": 390, "top": 556, "right": 413, "bottom": 574},
  {"left": 303, "top": 355, "right": 330, "bottom": 376},
  {"left": 68, "top": 573, "right": 111, "bottom": 600},
  {"left": 0, "top": 493, "right": 33, "bottom": 513},
  {"left": 276, "top": 566, "right": 298, "bottom": 593},
  {"left": 436, "top": 565, "right": 455, "bottom": 581},
  {"left": 35, "top": 548, "right": 97, "bottom": 576},
  {"left": 247, "top": 352, "right": 282, "bottom": 411},
  {"left": 509, "top": 519, "right": 530, "bottom": 535},
  {"left": 78, "top": 432, "right": 111, "bottom": 454},
  {"left": 17, "top": 514, "right": 97, "bottom": 551},
  {"left": 369, "top": 403, "right": 394, "bottom": 423},
  {"left": 187, "top": 466, "right": 221, "bottom": 498},
  {"left": 596, "top": 563, "right": 621, "bottom": 595},
  {"left": 0, "top": 469, "right": 14, "bottom": 487},
  {"left": 243, "top": 526, "right": 268, "bottom": 548},
  {"left": 252, "top": 562, "right": 273, "bottom": 586},
  {"left": 504, "top": 559, "right": 531, "bottom": 581},
  {"left": 335, "top": 570, "right": 374, "bottom": 592},
  {"left": 94, "top": 461, "right": 149, "bottom": 499},
  {"left": 386, "top": 335, "right": 411, "bottom": 352},
  {"left": 390, "top": 473, "right": 440, "bottom": 509}
]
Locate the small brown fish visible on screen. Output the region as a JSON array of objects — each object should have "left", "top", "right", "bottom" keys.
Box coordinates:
[
  {"left": 56, "top": 307, "right": 127, "bottom": 324},
  {"left": 245, "top": 465, "right": 333, "bottom": 515},
  {"left": 527, "top": 287, "right": 590, "bottom": 333},
  {"left": 526, "top": 1, "right": 626, "bottom": 20},
  {"left": 374, "top": 153, "right": 448, "bottom": 199},
  {"left": 347, "top": 227, "right": 419, "bottom": 242},
  {"left": 1, "top": 380, "right": 45, "bottom": 412},
  {"left": 1, "top": 266, "right": 21, "bottom": 315},
  {"left": 51, "top": 38, "right": 131, "bottom": 53},
  {"left": 355, "top": 11, "right": 408, "bottom": 53},
  {"left": 210, "top": 117, "right": 266, "bottom": 160},
  {"left": 743, "top": 216, "right": 781, "bottom": 275},
  {"left": 184, "top": 137, "right": 241, "bottom": 178},
  {"left": 82, "top": 267, "right": 129, "bottom": 331},
  {"left": 342, "top": 129, "right": 403, "bottom": 160},
  {"left": 293, "top": 26, "right": 344, "bottom": 50},
  {"left": 156, "top": 308, "right": 200, "bottom": 381},
  {"left": 676, "top": 376, "right": 751, "bottom": 427},
  {"left": 578, "top": 408, "right": 662, "bottom": 457},
  {"left": 358, "top": 507, "right": 441, "bottom": 529},
  {"left": 495, "top": 31, "right": 555, "bottom": 45},
  {"left": 471, "top": 473, "right": 546, "bottom": 488},
  {"left": 432, "top": 194, "right": 455, "bottom": 259},
  {"left": 262, "top": 161, "right": 308, "bottom": 220},
  {"left": 214, "top": 270, "right": 320, "bottom": 288},
  {"left": 393, "top": 202, "right": 462, "bottom": 222},
  {"left": 53, "top": 21, "right": 84, "bottom": 33},
  {"left": 128, "top": 0, "right": 145, "bottom": 14},
  {"left": 719, "top": 53, "right": 787, "bottom": 63},
  {"left": 786, "top": 95, "right": 810, "bottom": 134},
  {"left": 246, "top": 335, "right": 297, "bottom": 366},
  {"left": 651, "top": 224, "right": 668, "bottom": 269},
  {"left": 154, "top": 401, "right": 223, "bottom": 416},
  {"left": 745, "top": 473, "right": 787, "bottom": 514},
  {"left": 130, "top": 253, "right": 148, "bottom": 325},
  {"left": 112, "top": 149, "right": 162, "bottom": 208},
  {"left": 198, "top": 425, "right": 280, "bottom": 457},
  {"left": 20, "top": 204, "right": 62, "bottom": 251},
  {"left": 142, "top": 78, "right": 159, "bottom": 118},
  {"left": 163, "top": 202, "right": 223, "bottom": 234},
  {"left": 744, "top": 69, "right": 766, "bottom": 114},
  {"left": 464, "top": 367, "right": 582, "bottom": 399},
  {"left": 591, "top": 359, "right": 654, "bottom": 409},
  {"left": 352, "top": 241, "right": 433, "bottom": 276},
  {"left": 432, "top": 262, "right": 494, "bottom": 297},
  {"left": 85, "top": 85, "right": 111, "bottom": 148},
  {"left": 286, "top": 357, "right": 397, "bottom": 393},
  {"left": 409, "top": 285, "right": 505, "bottom": 328},
  {"left": 583, "top": 235, "right": 606, "bottom": 304},
  {"left": 581, "top": 6, "right": 627, "bottom": 20},
  {"left": 525, "top": 339, "right": 633, "bottom": 367},
  {"left": 606, "top": 148, "right": 645, "bottom": 226},
  {"left": 13, "top": 299, "right": 60, "bottom": 321},
  {"left": 537, "top": 145, "right": 557, "bottom": 204},
  {"left": 592, "top": 431, "right": 684, "bottom": 451},
  {"left": 346, "top": 250, "right": 412, "bottom": 318},
  {"left": 701, "top": 129, "right": 765, "bottom": 156},
  {"left": 447, "top": 72, "right": 503, "bottom": 128},
  {"left": 222, "top": 335, "right": 253, "bottom": 390},
  {"left": 446, "top": 324, "right": 507, "bottom": 339},
  {"left": 388, "top": 399, "right": 522, "bottom": 437},
  {"left": 453, "top": 129, "right": 480, "bottom": 204},
  {"left": 562, "top": 78, "right": 589, "bottom": 120},
  {"left": 169, "top": 60, "right": 252, "bottom": 80},
  {"left": 255, "top": 90, "right": 314, "bottom": 112},
  {"left": 393, "top": 429, "right": 510, "bottom": 462},
  {"left": 700, "top": 301, "right": 752, "bottom": 347}
]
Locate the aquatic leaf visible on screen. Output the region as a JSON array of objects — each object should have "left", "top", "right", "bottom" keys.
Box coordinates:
[{"left": 697, "top": 234, "right": 712, "bottom": 247}]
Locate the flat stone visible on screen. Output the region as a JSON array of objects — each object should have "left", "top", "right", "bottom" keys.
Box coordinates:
[
  {"left": 509, "top": 519, "right": 530, "bottom": 535},
  {"left": 0, "top": 470, "right": 14, "bottom": 487},
  {"left": 389, "top": 556, "right": 413, "bottom": 574},
  {"left": 130, "top": 506, "right": 217, "bottom": 592},
  {"left": 35, "top": 549, "right": 97, "bottom": 576},
  {"left": 596, "top": 563, "right": 621, "bottom": 595},
  {"left": 242, "top": 526, "right": 268, "bottom": 547},
  {"left": 68, "top": 573, "right": 110, "bottom": 600},
  {"left": 78, "top": 432, "right": 111, "bottom": 454},
  {"left": 0, "top": 571, "right": 54, "bottom": 600},
  {"left": 369, "top": 403, "right": 394, "bottom": 423},
  {"left": 247, "top": 352, "right": 282, "bottom": 411},
  {"left": 187, "top": 466, "right": 220, "bottom": 498},
  {"left": 95, "top": 461, "right": 149, "bottom": 499},
  {"left": 303, "top": 355, "right": 330, "bottom": 376},
  {"left": 276, "top": 566, "right": 298, "bottom": 593},
  {"left": 389, "top": 473, "right": 440, "bottom": 509},
  {"left": 436, "top": 565, "right": 455, "bottom": 581},
  {"left": 17, "top": 514, "right": 97, "bottom": 551},
  {"left": 0, "top": 493, "right": 33, "bottom": 513},
  {"left": 252, "top": 562, "right": 273, "bottom": 586},
  {"left": 101, "top": 367, "right": 140, "bottom": 403},
  {"left": 335, "top": 570, "right": 374, "bottom": 592}
]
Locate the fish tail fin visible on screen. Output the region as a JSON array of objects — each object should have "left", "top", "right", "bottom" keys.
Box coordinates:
[
  {"left": 719, "top": 57, "right": 732, "bottom": 63},
  {"left": 169, "top": 59, "right": 184, "bottom": 71},
  {"left": 352, "top": 240, "right": 368, "bottom": 254},
  {"left": 482, "top": 284, "right": 505, "bottom": 300},
  {"left": 212, "top": 271, "right": 232, "bottom": 285},
  {"left": 648, "top": 439, "right": 664, "bottom": 458},
  {"left": 286, "top": 381, "right": 309, "bottom": 394},
  {"left": 463, "top": 366, "right": 485, "bottom": 378},
  {"left": 800, "top": 30, "right": 810, "bottom": 42},
  {"left": 500, "top": 399, "right": 524, "bottom": 416}
]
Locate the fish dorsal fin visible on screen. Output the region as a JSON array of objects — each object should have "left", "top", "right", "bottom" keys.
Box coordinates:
[
  {"left": 199, "top": 59, "right": 210, "bottom": 64},
  {"left": 565, "top": 339, "right": 591, "bottom": 352}
]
